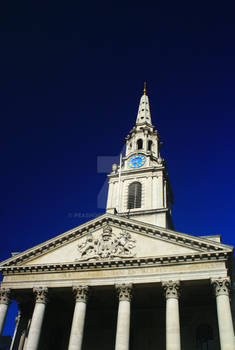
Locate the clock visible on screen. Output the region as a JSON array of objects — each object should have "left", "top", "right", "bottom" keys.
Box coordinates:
[{"left": 128, "top": 155, "right": 146, "bottom": 168}]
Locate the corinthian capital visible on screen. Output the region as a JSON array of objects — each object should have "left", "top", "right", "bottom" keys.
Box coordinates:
[
  {"left": 73, "top": 285, "right": 90, "bottom": 303},
  {"left": 211, "top": 278, "right": 231, "bottom": 296},
  {"left": 116, "top": 283, "right": 132, "bottom": 301},
  {"left": 162, "top": 280, "right": 180, "bottom": 299},
  {"left": 33, "top": 287, "right": 49, "bottom": 304},
  {"left": 0, "top": 288, "right": 11, "bottom": 305}
]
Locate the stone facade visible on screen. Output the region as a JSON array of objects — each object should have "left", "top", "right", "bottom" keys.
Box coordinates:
[{"left": 0, "top": 214, "right": 234, "bottom": 350}]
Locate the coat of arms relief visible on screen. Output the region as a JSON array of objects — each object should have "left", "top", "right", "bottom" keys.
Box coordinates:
[{"left": 76, "top": 225, "right": 136, "bottom": 261}]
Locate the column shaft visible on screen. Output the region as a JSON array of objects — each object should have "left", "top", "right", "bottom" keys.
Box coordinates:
[
  {"left": 0, "top": 304, "right": 9, "bottom": 335},
  {"left": 68, "top": 286, "right": 89, "bottom": 350},
  {"left": 115, "top": 300, "right": 131, "bottom": 350},
  {"left": 25, "top": 302, "right": 46, "bottom": 350},
  {"left": 0, "top": 288, "right": 11, "bottom": 335},
  {"left": 216, "top": 294, "right": 234, "bottom": 349},
  {"left": 162, "top": 281, "right": 181, "bottom": 350},
  {"left": 10, "top": 311, "right": 21, "bottom": 350},
  {"left": 22, "top": 318, "right": 32, "bottom": 350},
  {"left": 25, "top": 287, "right": 48, "bottom": 350},
  {"left": 68, "top": 302, "right": 86, "bottom": 350},
  {"left": 13, "top": 311, "right": 31, "bottom": 350},
  {"left": 115, "top": 284, "right": 132, "bottom": 350},
  {"left": 166, "top": 298, "right": 181, "bottom": 350},
  {"left": 212, "top": 278, "right": 235, "bottom": 350},
  {"left": 18, "top": 329, "right": 27, "bottom": 350}
]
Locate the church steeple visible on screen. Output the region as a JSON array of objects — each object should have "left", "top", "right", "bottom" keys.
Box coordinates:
[
  {"left": 106, "top": 87, "right": 174, "bottom": 230},
  {"left": 136, "top": 83, "right": 152, "bottom": 125}
]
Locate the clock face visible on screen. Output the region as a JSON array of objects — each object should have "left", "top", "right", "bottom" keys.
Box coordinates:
[{"left": 128, "top": 155, "right": 146, "bottom": 168}]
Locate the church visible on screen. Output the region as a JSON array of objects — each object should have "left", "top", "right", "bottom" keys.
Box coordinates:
[{"left": 0, "top": 87, "right": 234, "bottom": 350}]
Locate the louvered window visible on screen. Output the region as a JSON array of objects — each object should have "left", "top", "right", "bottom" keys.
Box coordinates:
[
  {"left": 148, "top": 140, "right": 152, "bottom": 151},
  {"left": 137, "top": 139, "right": 143, "bottom": 149},
  {"left": 128, "top": 182, "right": 142, "bottom": 209}
]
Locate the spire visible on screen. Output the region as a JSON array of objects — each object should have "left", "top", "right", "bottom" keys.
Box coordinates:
[
  {"left": 143, "top": 81, "right": 147, "bottom": 95},
  {"left": 136, "top": 82, "right": 152, "bottom": 124}
]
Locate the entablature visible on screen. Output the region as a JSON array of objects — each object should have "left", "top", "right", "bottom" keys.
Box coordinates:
[{"left": 0, "top": 251, "right": 229, "bottom": 276}]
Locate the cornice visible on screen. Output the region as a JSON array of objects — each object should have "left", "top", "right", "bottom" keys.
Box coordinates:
[
  {"left": 108, "top": 166, "right": 166, "bottom": 178},
  {"left": 0, "top": 251, "right": 229, "bottom": 276},
  {"left": 118, "top": 208, "right": 170, "bottom": 217},
  {"left": 0, "top": 214, "right": 109, "bottom": 267}
]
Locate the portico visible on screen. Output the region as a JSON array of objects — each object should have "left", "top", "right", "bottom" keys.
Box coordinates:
[
  {"left": 0, "top": 276, "right": 234, "bottom": 350},
  {"left": 0, "top": 213, "right": 234, "bottom": 350}
]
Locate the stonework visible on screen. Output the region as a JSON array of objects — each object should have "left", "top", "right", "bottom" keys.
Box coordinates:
[
  {"left": 33, "top": 287, "right": 48, "bottom": 304},
  {"left": 0, "top": 288, "right": 11, "bottom": 305},
  {"left": 73, "top": 286, "right": 90, "bottom": 303},
  {"left": 162, "top": 280, "right": 180, "bottom": 299},
  {"left": 211, "top": 277, "right": 231, "bottom": 296},
  {"left": 76, "top": 225, "right": 136, "bottom": 261},
  {"left": 116, "top": 284, "right": 132, "bottom": 301}
]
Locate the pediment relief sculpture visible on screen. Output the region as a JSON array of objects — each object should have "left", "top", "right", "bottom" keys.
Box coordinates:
[{"left": 76, "top": 225, "right": 136, "bottom": 261}]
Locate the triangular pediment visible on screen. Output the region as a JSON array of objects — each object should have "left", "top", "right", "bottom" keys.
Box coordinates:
[{"left": 0, "top": 214, "right": 232, "bottom": 270}]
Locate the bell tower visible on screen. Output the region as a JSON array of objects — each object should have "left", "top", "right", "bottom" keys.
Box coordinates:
[{"left": 106, "top": 85, "right": 174, "bottom": 229}]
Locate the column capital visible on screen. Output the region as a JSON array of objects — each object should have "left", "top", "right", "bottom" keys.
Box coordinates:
[
  {"left": 162, "top": 280, "right": 180, "bottom": 299},
  {"left": 73, "top": 285, "right": 90, "bottom": 303},
  {"left": 115, "top": 283, "right": 132, "bottom": 301},
  {"left": 33, "top": 287, "right": 49, "bottom": 304},
  {"left": 0, "top": 288, "right": 11, "bottom": 305},
  {"left": 211, "top": 277, "right": 231, "bottom": 296}
]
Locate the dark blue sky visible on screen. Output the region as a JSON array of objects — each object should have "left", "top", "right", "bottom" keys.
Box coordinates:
[{"left": 1, "top": 1, "right": 235, "bottom": 335}]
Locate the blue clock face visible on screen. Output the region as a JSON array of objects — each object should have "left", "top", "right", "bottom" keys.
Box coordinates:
[{"left": 128, "top": 155, "right": 146, "bottom": 168}]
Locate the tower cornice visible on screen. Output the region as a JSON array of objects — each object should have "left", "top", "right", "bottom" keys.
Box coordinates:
[{"left": 107, "top": 166, "right": 166, "bottom": 178}]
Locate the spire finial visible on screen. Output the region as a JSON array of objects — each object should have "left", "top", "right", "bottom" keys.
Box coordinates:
[
  {"left": 143, "top": 81, "right": 147, "bottom": 95},
  {"left": 136, "top": 82, "right": 152, "bottom": 124}
]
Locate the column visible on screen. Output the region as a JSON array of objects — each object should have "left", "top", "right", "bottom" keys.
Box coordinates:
[
  {"left": 211, "top": 278, "right": 235, "bottom": 350},
  {"left": 0, "top": 288, "right": 11, "bottom": 335},
  {"left": 68, "top": 285, "right": 90, "bottom": 350},
  {"left": 162, "top": 280, "right": 181, "bottom": 350},
  {"left": 11, "top": 302, "right": 32, "bottom": 350},
  {"left": 18, "top": 326, "right": 27, "bottom": 350},
  {"left": 25, "top": 287, "right": 48, "bottom": 350},
  {"left": 10, "top": 309, "right": 21, "bottom": 350},
  {"left": 231, "top": 283, "right": 235, "bottom": 334},
  {"left": 22, "top": 317, "right": 32, "bottom": 350},
  {"left": 115, "top": 283, "right": 132, "bottom": 350}
]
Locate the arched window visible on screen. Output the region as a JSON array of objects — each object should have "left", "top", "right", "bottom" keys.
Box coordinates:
[
  {"left": 128, "top": 182, "right": 142, "bottom": 209},
  {"left": 137, "top": 139, "right": 143, "bottom": 150},
  {"left": 196, "top": 324, "right": 213, "bottom": 349},
  {"left": 148, "top": 140, "right": 153, "bottom": 151}
]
